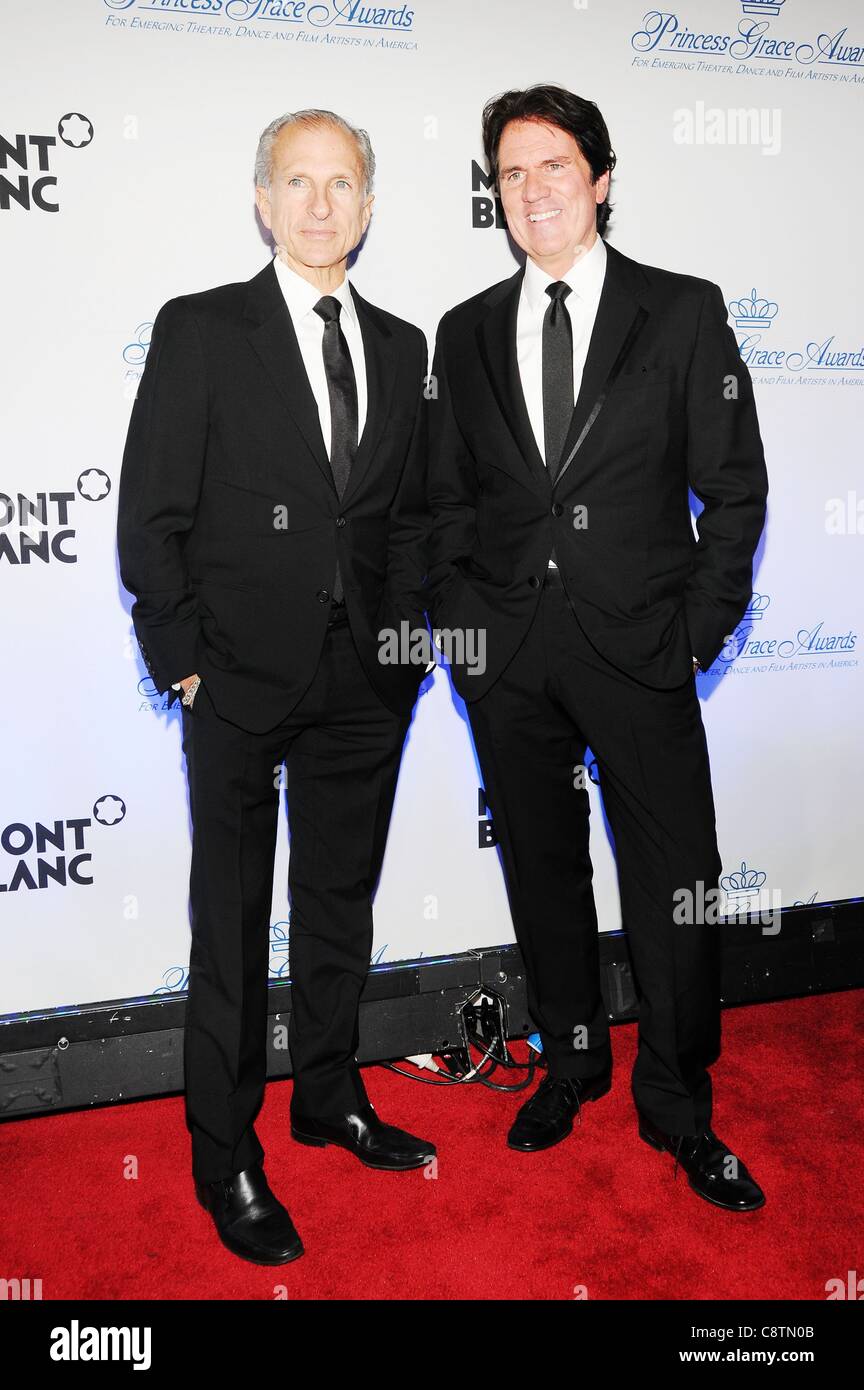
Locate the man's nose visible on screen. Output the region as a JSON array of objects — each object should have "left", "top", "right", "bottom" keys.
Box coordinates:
[
  {"left": 309, "top": 190, "right": 332, "bottom": 219},
  {"left": 522, "top": 171, "right": 549, "bottom": 202}
]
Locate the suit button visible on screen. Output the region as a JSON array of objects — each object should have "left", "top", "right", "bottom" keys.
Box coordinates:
[
  {"left": 528, "top": 575, "right": 540, "bottom": 589},
  {"left": 316, "top": 588, "right": 330, "bottom": 603},
  {"left": 336, "top": 516, "right": 346, "bottom": 528},
  {"left": 552, "top": 502, "right": 564, "bottom": 517}
]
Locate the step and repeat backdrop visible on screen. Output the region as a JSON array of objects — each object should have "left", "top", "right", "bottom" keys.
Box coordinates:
[{"left": 2, "top": 0, "right": 861, "bottom": 1016}]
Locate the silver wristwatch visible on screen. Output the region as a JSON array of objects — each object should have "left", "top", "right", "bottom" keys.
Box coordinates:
[{"left": 180, "top": 676, "right": 201, "bottom": 708}]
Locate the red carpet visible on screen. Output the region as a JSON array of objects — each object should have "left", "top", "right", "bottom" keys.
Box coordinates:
[{"left": 2, "top": 991, "right": 861, "bottom": 1301}]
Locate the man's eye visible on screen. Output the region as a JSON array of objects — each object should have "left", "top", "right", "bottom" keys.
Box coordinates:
[
  {"left": 506, "top": 171, "right": 523, "bottom": 183},
  {"left": 288, "top": 177, "right": 304, "bottom": 187},
  {"left": 334, "top": 179, "right": 350, "bottom": 189}
]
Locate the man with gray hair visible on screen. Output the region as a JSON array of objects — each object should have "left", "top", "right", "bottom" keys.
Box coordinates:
[{"left": 117, "top": 109, "right": 433, "bottom": 1265}]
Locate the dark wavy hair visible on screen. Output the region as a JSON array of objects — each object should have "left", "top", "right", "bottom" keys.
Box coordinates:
[{"left": 481, "top": 84, "right": 617, "bottom": 236}]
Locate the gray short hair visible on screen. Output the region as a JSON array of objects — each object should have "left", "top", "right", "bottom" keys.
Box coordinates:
[{"left": 254, "top": 109, "right": 375, "bottom": 196}]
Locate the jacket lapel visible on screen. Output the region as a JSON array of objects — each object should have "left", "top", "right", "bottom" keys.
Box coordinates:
[
  {"left": 244, "top": 261, "right": 397, "bottom": 505},
  {"left": 476, "top": 246, "right": 651, "bottom": 491},
  {"left": 553, "top": 243, "right": 651, "bottom": 488},
  {"left": 476, "top": 269, "right": 548, "bottom": 489},
  {"left": 339, "top": 283, "right": 396, "bottom": 507},
  {"left": 244, "top": 260, "right": 335, "bottom": 493}
]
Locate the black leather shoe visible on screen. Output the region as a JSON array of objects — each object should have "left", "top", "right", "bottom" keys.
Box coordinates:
[
  {"left": 291, "top": 1101, "right": 436, "bottom": 1171},
  {"left": 195, "top": 1162, "right": 304, "bottom": 1264},
  {"left": 637, "top": 1111, "right": 766, "bottom": 1211},
  {"left": 507, "top": 1072, "right": 612, "bottom": 1152}
]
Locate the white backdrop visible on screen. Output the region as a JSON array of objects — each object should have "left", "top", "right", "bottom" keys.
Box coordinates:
[{"left": 2, "top": 0, "right": 862, "bottom": 1015}]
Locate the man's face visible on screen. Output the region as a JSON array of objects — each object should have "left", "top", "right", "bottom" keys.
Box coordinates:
[
  {"left": 496, "top": 119, "right": 609, "bottom": 275},
  {"left": 255, "top": 121, "right": 373, "bottom": 280}
]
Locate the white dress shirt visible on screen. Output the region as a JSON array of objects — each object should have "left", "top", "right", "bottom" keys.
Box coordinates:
[
  {"left": 272, "top": 251, "right": 367, "bottom": 452},
  {"left": 516, "top": 235, "right": 607, "bottom": 566}
]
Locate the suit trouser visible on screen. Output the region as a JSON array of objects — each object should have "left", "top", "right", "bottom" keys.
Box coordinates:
[
  {"left": 180, "top": 614, "right": 411, "bottom": 1184},
  {"left": 466, "top": 575, "right": 723, "bottom": 1136}
]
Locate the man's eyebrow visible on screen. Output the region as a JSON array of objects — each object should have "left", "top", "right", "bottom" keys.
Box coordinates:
[
  {"left": 279, "top": 169, "right": 356, "bottom": 180},
  {"left": 499, "top": 154, "right": 574, "bottom": 175}
]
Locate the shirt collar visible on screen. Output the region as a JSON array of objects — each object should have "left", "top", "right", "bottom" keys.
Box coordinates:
[
  {"left": 272, "top": 252, "right": 357, "bottom": 327},
  {"left": 522, "top": 233, "right": 607, "bottom": 316}
]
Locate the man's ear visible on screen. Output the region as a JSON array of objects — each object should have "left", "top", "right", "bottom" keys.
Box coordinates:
[
  {"left": 595, "top": 170, "right": 611, "bottom": 205},
  {"left": 255, "top": 185, "right": 272, "bottom": 230},
  {"left": 361, "top": 191, "right": 375, "bottom": 234}
]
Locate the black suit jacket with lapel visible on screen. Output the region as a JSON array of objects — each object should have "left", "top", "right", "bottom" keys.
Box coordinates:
[
  {"left": 117, "top": 258, "right": 429, "bottom": 734},
  {"left": 427, "top": 240, "right": 768, "bottom": 698}
]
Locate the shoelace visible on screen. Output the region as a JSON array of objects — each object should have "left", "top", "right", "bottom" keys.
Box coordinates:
[
  {"left": 670, "top": 1129, "right": 726, "bottom": 1181},
  {"left": 528, "top": 1077, "right": 585, "bottom": 1124}
]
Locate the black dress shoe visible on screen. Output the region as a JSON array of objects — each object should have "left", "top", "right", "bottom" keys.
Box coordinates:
[
  {"left": 507, "top": 1072, "right": 612, "bottom": 1152},
  {"left": 637, "top": 1111, "right": 766, "bottom": 1211},
  {"left": 291, "top": 1101, "right": 436, "bottom": 1171},
  {"left": 195, "top": 1162, "right": 304, "bottom": 1264}
]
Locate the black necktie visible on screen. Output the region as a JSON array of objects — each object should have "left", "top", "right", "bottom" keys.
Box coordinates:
[
  {"left": 313, "top": 295, "right": 358, "bottom": 602},
  {"left": 542, "top": 281, "right": 574, "bottom": 483}
]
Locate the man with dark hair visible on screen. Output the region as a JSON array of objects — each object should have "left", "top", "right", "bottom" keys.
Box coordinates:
[{"left": 428, "top": 85, "right": 768, "bottom": 1211}]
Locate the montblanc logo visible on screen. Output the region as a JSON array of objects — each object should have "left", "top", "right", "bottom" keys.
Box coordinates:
[
  {"left": 0, "top": 473, "right": 111, "bottom": 564},
  {"left": 729, "top": 288, "right": 863, "bottom": 376},
  {"left": 471, "top": 160, "right": 505, "bottom": 230},
  {"left": 0, "top": 115, "right": 94, "bottom": 212},
  {"left": 0, "top": 798, "right": 127, "bottom": 893}
]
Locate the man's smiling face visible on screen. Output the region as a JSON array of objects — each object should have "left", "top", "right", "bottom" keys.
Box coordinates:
[{"left": 496, "top": 118, "right": 610, "bottom": 276}]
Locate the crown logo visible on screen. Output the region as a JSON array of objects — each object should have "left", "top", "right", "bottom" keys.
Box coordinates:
[
  {"left": 728, "top": 288, "right": 779, "bottom": 329},
  {"left": 721, "top": 860, "right": 768, "bottom": 905},
  {"left": 743, "top": 592, "right": 770, "bottom": 623},
  {"left": 741, "top": 0, "right": 786, "bottom": 15}
]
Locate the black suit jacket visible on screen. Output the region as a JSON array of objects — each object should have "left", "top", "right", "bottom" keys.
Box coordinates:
[
  {"left": 428, "top": 241, "right": 768, "bottom": 698},
  {"left": 117, "top": 259, "right": 428, "bottom": 733}
]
